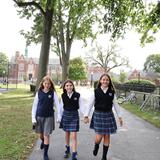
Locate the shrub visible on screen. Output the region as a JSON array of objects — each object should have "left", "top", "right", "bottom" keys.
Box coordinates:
[
  {"left": 114, "top": 79, "right": 156, "bottom": 93},
  {"left": 94, "top": 81, "right": 98, "bottom": 88}
]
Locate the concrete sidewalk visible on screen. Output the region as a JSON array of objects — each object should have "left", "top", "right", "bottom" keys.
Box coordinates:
[{"left": 28, "top": 106, "right": 160, "bottom": 160}]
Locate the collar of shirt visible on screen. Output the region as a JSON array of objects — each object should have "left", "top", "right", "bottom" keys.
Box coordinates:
[
  {"left": 67, "top": 91, "right": 73, "bottom": 98},
  {"left": 100, "top": 87, "right": 108, "bottom": 93}
]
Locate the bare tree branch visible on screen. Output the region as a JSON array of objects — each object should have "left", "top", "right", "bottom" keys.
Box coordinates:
[
  {"left": 90, "top": 43, "right": 128, "bottom": 72},
  {"left": 13, "top": 0, "right": 45, "bottom": 15}
]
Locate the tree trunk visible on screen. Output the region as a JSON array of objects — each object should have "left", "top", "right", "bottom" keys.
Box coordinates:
[
  {"left": 61, "top": 41, "right": 71, "bottom": 83},
  {"left": 36, "top": 1, "right": 54, "bottom": 91},
  {"left": 62, "top": 59, "right": 69, "bottom": 82}
]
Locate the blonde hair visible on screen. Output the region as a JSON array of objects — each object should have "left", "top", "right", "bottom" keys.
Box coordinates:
[{"left": 39, "top": 75, "right": 55, "bottom": 92}]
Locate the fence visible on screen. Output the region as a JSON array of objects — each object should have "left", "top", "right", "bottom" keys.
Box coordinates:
[{"left": 116, "top": 86, "right": 160, "bottom": 111}]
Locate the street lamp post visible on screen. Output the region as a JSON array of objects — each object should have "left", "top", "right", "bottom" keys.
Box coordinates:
[
  {"left": 2, "top": 70, "right": 5, "bottom": 82},
  {"left": 91, "top": 72, "right": 93, "bottom": 87},
  {"left": 138, "top": 72, "right": 140, "bottom": 83},
  {"left": 16, "top": 64, "right": 18, "bottom": 89},
  {"left": 6, "top": 62, "right": 10, "bottom": 90}
]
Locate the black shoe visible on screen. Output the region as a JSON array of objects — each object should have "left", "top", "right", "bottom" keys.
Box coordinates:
[
  {"left": 44, "top": 155, "right": 49, "bottom": 160},
  {"left": 93, "top": 144, "right": 99, "bottom": 156},
  {"left": 71, "top": 152, "right": 77, "bottom": 160},
  {"left": 64, "top": 151, "right": 70, "bottom": 158},
  {"left": 101, "top": 159, "right": 107, "bottom": 160},
  {"left": 40, "top": 141, "right": 44, "bottom": 149}
]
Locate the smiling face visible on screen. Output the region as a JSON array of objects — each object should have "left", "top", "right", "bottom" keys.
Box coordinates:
[
  {"left": 100, "top": 75, "right": 110, "bottom": 88},
  {"left": 43, "top": 79, "right": 51, "bottom": 91},
  {"left": 64, "top": 81, "right": 74, "bottom": 94}
]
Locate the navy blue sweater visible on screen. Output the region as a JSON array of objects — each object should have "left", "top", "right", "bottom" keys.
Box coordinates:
[
  {"left": 94, "top": 88, "right": 114, "bottom": 112},
  {"left": 36, "top": 90, "right": 54, "bottom": 117}
]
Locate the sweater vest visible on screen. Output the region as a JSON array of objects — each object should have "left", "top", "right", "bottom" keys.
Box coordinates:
[
  {"left": 62, "top": 92, "right": 80, "bottom": 111},
  {"left": 94, "top": 88, "right": 114, "bottom": 112},
  {"left": 36, "top": 90, "right": 54, "bottom": 117}
]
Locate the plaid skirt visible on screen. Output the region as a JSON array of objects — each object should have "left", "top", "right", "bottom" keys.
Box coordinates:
[
  {"left": 90, "top": 110, "right": 117, "bottom": 135},
  {"left": 60, "top": 110, "right": 79, "bottom": 132}
]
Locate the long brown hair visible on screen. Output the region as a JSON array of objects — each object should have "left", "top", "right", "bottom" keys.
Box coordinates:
[
  {"left": 39, "top": 75, "right": 56, "bottom": 92},
  {"left": 97, "top": 73, "right": 115, "bottom": 93},
  {"left": 62, "top": 79, "right": 76, "bottom": 93}
]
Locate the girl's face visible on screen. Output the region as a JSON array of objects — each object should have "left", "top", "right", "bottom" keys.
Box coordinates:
[
  {"left": 43, "top": 80, "right": 51, "bottom": 91},
  {"left": 64, "top": 82, "right": 73, "bottom": 93},
  {"left": 100, "top": 75, "right": 110, "bottom": 88}
]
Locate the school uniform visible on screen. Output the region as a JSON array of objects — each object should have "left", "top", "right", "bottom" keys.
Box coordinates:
[
  {"left": 32, "top": 89, "right": 61, "bottom": 135},
  {"left": 59, "top": 91, "right": 81, "bottom": 132},
  {"left": 84, "top": 87, "right": 121, "bottom": 135}
]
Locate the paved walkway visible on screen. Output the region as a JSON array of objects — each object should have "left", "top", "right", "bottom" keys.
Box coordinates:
[{"left": 28, "top": 88, "right": 160, "bottom": 160}]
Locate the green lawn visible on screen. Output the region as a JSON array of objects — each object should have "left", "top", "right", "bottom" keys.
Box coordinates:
[
  {"left": 122, "top": 103, "right": 160, "bottom": 128},
  {"left": 0, "top": 84, "right": 62, "bottom": 160},
  {"left": 0, "top": 88, "right": 36, "bottom": 160}
]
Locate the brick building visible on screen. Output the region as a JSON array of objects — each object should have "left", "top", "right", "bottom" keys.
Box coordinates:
[{"left": 9, "top": 51, "right": 61, "bottom": 83}]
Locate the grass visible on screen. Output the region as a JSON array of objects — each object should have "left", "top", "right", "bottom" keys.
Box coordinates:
[
  {"left": 122, "top": 103, "right": 160, "bottom": 128},
  {"left": 0, "top": 84, "right": 63, "bottom": 160},
  {"left": 0, "top": 88, "right": 37, "bottom": 160}
]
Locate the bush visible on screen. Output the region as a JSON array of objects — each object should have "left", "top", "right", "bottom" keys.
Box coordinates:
[
  {"left": 94, "top": 81, "right": 98, "bottom": 88},
  {"left": 114, "top": 79, "right": 156, "bottom": 93}
]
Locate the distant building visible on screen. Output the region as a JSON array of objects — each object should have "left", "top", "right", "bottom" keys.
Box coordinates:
[
  {"left": 9, "top": 51, "right": 61, "bottom": 83},
  {"left": 128, "top": 69, "right": 141, "bottom": 80}
]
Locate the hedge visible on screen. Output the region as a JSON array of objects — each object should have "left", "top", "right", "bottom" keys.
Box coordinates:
[{"left": 114, "top": 79, "right": 156, "bottom": 93}]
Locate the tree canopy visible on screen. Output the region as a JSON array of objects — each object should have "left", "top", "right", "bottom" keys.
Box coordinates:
[
  {"left": 144, "top": 54, "right": 160, "bottom": 73},
  {"left": 133, "top": 1, "right": 160, "bottom": 45},
  {"left": 13, "top": 0, "right": 149, "bottom": 84},
  {"left": 103, "top": 0, "right": 144, "bottom": 39},
  {"left": 68, "top": 57, "right": 87, "bottom": 81}
]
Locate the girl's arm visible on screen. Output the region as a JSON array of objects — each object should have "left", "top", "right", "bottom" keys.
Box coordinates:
[
  {"left": 113, "top": 94, "right": 123, "bottom": 126},
  {"left": 31, "top": 92, "right": 38, "bottom": 124},
  {"left": 53, "top": 92, "right": 62, "bottom": 122},
  {"left": 83, "top": 91, "right": 95, "bottom": 118}
]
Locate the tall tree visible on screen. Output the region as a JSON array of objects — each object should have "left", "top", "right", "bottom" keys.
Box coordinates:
[
  {"left": 144, "top": 54, "right": 160, "bottom": 73},
  {"left": 19, "top": 0, "right": 103, "bottom": 82},
  {"left": 68, "top": 57, "right": 87, "bottom": 81},
  {"left": 13, "top": 0, "right": 55, "bottom": 89},
  {"left": 89, "top": 43, "right": 129, "bottom": 73},
  {"left": 52, "top": 0, "right": 102, "bottom": 82}
]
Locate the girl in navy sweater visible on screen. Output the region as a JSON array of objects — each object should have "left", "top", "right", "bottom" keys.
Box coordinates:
[
  {"left": 32, "top": 76, "right": 61, "bottom": 160},
  {"left": 84, "top": 74, "right": 123, "bottom": 160},
  {"left": 59, "top": 80, "right": 82, "bottom": 160}
]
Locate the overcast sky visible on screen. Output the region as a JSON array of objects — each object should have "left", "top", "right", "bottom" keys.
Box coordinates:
[{"left": 0, "top": 0, "right": 160, "bottom": 73}]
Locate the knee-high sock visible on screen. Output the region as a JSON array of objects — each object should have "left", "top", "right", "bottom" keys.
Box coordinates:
[
  {"left": 102, "top": 145, "right": 109, "bottom": 160},
  {"left": 93, "top": 143, "right": 99, "bottom": 156},
  {"left": 44, "top": 144, "right": 49, "bottom": 156}
]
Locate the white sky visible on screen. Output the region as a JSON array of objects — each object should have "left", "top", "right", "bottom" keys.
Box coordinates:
[{"left": 0, "top": 0, "right": 160, "bottom": 73}]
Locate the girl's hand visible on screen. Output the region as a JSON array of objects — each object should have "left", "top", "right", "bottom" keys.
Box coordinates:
[
  {"left": 119, "top": 117, "right": 123, "bottom": 126},
  {"left": 84, "top": 117, "right": 89, "bottom": 124}
]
